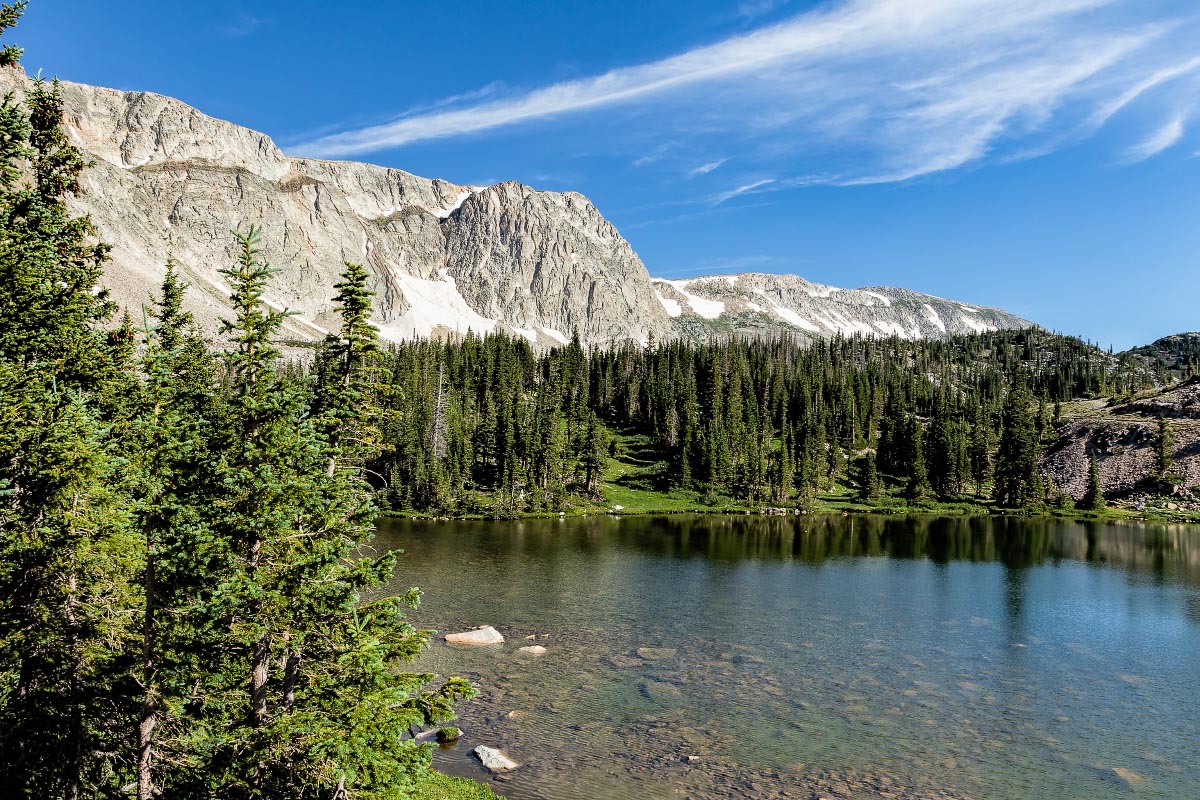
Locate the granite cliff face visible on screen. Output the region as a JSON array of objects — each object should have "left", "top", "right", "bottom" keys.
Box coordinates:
[{"left": 3, "top": 66, "right": 1030, "bottom": 348}]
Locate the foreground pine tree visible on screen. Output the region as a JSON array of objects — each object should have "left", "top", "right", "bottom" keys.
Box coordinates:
[
  {"left": 1079, "top": 454, "right": 1105, "bottom": 511},
  {"left": 0, "top": 6, "right": 142, "bottom": 794},
  {"left": 177, "top": 233, "right": 474, "bottom": 798}
]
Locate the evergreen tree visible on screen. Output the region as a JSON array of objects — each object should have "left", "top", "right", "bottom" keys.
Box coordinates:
[
  {"left": 1155, "top": 415, "right": 1174, "bottom": 481},
  {"left": 0, "top": 15, "right": 138, "bottom": 794},
  {"left": 1079, "top": 454, "right": 1105, "bottom": 511},
  {"left": 905, "top": 422, "right": 933, "bottom": 502},
  {"left": 994, "top": 386, "right": 1042, "bottom": 509},
  {"left": 190, "top": 229, "right": 473, "bottom": 798},
  {"left": 856, "top": 449, "right": 881, "bottom": 502}
]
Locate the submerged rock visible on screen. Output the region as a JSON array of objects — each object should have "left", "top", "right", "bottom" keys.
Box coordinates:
[
  {"left": 604, "top": 654, "right": 644, "bottom": 669},
  {"left": 445, "top": 626, "right": 504, "bottom": 645},
  {"left": 1102, "top": 767, "right": 1147, "bottom": 789},
  {"left": 473, "top": 745, "right": 520, "bottom": 772},
  {"left": 519, "top": 645, "right": 548, "bottom": 655},
  {"left": 636, "top": 647, "right": 677, "bottom": 661},
  {"left": 640, "top": 679, "right": 683, "bottom": 701}
]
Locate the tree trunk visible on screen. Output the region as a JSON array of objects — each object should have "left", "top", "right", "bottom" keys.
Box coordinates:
[
  {"left": 137, "top": 537, "right": 158, "bottom": 800},
  {"left": 283, "top": 649, "right": 300, "bottom": 712}
]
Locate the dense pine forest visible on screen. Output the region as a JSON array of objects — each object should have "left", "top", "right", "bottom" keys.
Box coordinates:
[
  {"left": 0, "top": 6, "right": 474, "bottom": 798},
  {"left": 365, "top": 328, "right": 1162, "bottom": 515}
]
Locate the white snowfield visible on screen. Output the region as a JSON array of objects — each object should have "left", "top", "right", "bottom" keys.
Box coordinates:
[
  {"left": 654, "top": 289, "right": 684, "bottom": 318},
  {"left": 430, "top": 187, "right": 484, "bottom": 219},
  {"left": 366, "top": 266, "right": 577, "bottom": 346},
  {"left": 656, "top": 279, "right": 725, "bottom": 320},
  {"left": 372, "top": 268, "right": 498, "bottom": 340},
  {"left": 863, "top": 291, "right": 892, "bottom": 307}
]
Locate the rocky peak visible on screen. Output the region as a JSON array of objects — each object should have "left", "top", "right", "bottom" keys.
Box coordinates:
[{"left": 1, "top": 66, "right": 1032, "bottom": 350}]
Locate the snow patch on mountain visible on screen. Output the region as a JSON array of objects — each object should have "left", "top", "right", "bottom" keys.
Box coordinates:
[
  {"left": 657, "top": 279, "right": 725, "bottom": 320},
  {"left": 374, "top": 268, "right": 498, "bottom": 339},
  {"left": 922, "top": 303, "right": 946, "bottom": 333},
  {"left": 431, "top": 188, "right": 483, "bottom": 219},
  {"left": 863, "top": 291, "right": 892, "bottom": 307},
  {"left": 654, "top": 289, "right": 683, "bottom": 318},
  {"left": 772, "top": 305, "right": 821, "bottom": 333}
]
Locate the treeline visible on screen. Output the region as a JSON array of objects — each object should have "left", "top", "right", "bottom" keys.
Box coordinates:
[
  {"left": 368, "top": 328, "right": 1153, "bottom": 514},
  {"left": 0, "top": 9, "right": 470, "bottom": 798}
]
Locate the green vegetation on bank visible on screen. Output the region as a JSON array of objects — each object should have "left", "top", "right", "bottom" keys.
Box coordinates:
[{"left": 412, "top": 771, "right": 505, "bottom": 800}]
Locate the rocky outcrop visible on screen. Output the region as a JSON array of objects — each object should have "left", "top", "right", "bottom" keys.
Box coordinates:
[
  {"left": 1042, "top": 381, "right": 1200, "bottom": 501},
  {"left": 654, "top": 273, "right": 1026, "bottom": 340},
  {"left": 3, "top": 66, "right": 1032, "bottom": 349}
]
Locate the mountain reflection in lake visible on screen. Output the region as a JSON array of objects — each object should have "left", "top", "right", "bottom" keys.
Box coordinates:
[{"left": 375, "top": 515, "right": 1200, "bottom": 800}]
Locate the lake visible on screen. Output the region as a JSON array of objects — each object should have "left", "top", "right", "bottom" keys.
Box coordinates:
[{"left": 375, "top": 514, "right": 1200, "bottom": 800}]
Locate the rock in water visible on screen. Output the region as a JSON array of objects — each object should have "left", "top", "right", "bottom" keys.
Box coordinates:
[
  {"left": 445, "top": 626, "right": 504, "bottom": 645},
  {"left": 518, "top": 645, "right": 548, "bottom": 655},
  {"left": 1105, "top": 767, "right": 1147, "bottom": 789},
  {"left": 636, "top": 647, "right": 678, "bottom": 661},
  {"left": 473, "top": 746, "right": 520, "bottom": 772},
  {"left": 435, "top": 727, "right": 462, "bottom": 743}
]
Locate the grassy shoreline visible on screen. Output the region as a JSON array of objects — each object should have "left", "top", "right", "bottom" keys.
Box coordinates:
[
  {"left": 413, "top": 770, "right": 505, "bottom": 800},
  {"left": 382, "top": 490, "right": 1200, "bottom": 526}
]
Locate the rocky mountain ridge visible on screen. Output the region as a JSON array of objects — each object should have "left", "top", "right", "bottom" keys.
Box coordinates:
[{"left": 4, "top": 66, "right": 1031, "bottom": 348}]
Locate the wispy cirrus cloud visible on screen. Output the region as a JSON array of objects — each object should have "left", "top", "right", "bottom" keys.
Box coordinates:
[
  {"left": 292, "top": 0, "right": 1200, "bottom": 190},
  {"left": 1125, "top": 113, "right": 1189, "bottom": 162},
  {"left": 688, "top": 159, "right": 727, "bottom": 177},
  {"left": 712, "top": 178, "right": 776, "bottom": 205},
  {"left": 223, "top": 13, "right": 272, "bottom": 39}
]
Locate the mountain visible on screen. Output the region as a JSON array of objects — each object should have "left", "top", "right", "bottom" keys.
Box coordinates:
[
  {"left": 651, "top": 273, "right": 1022, "bottom": 341},
  {"left": 1121, "top": 332, "right": 1200, "bottom": 382},
  {"left": 2, "top": 66, "right": 1031, "bottom": 348}
]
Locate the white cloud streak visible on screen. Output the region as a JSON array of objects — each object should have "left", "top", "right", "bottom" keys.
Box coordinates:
[
  {"left": 293, "top": 0, "right": 1199, "bottom": 184},
  {"left": 713, "top": 178, "right": 776, "bottom": 205},
  {"left": 1125, "top": 114, "right": 1188, "bottom": 162},
  {"left": 689, "top": 159, "right": 727, "bottom": 177}
]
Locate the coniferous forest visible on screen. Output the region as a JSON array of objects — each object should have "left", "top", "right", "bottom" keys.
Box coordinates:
[{"left": 365, "top": 328, "right": 1155, "bottom": 516}]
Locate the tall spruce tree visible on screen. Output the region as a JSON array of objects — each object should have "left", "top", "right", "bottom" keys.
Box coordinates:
[
  {"left": 0, "top": 10, "right": 139, "bottom": 794},
  {"left": 1155, "top": 415, "right": 1174, "bottom": 481},
  {"left": 994, "top": 386, "right": 1042, "bottom": 509},
  {"left": 189, "top": 234, "right": 473, "bottom": 798},
  {"left": 1079, "top": 454, "right": 1105, "bottom": 511}
]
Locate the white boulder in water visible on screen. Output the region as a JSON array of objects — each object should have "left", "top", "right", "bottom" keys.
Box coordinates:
[
  {"left": 473, "top": 745, "right": 520, "bottom": 772},
  {"left": 519, "top": 645, "right": 548, "bottom": 655},
  {"left": 445, "top": 626, "right": 504, "bottom": 645}
]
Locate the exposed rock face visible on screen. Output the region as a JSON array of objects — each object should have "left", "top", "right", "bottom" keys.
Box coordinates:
[
  {"left": 654, "top": 273, "right": 1027, "bottom": 340},
  {"left": 1042, "top": 380, "right": 1200, "bottom": 500},
  {"left": 3, "top": 66, "right": 1032, "bottom": 349},
  {"left": 444, "top": 181, "right": 670, "bottom": 346}
]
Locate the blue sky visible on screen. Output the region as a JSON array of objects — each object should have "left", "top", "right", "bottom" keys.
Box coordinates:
[{"left": 16, "top": 0, "right": 1200, "bottom": 349}]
